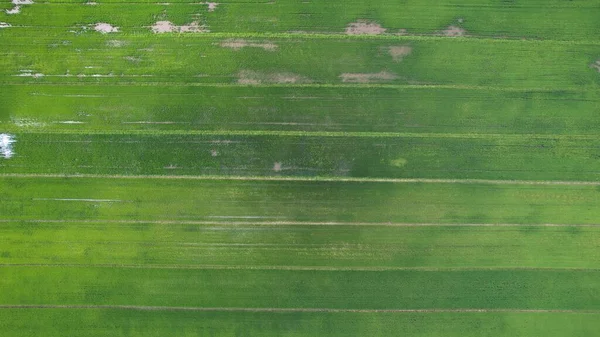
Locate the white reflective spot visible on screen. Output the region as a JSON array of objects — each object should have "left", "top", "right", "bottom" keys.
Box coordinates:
[{"left": 0, "top": 134, "right": 15, "bottom": 159}]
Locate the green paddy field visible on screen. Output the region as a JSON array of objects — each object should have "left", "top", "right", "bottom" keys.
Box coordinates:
[{"left": 1, "top": 0, "right": 600, "bottom": 335}]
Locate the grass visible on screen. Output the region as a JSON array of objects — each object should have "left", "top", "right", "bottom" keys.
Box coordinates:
[
  {"left": 1, "top": 267, "right": 600, "bottom": 310},
  {"left": 2, "top": 0, "right": 600, "bottom": 335},
  {"left": 1, "top": 309, "right": 599, "bottom": 337},
  {"left": 2, "top": 85, "right": 600, "bottom": 135},
  {"left": 1, "top": 34, "right": 599, "bottom": 89},
  {"left": 2, "top": 132, "right": 600, "bottom": 180},
  {"left": 2, "top": 222, "right": 600, "bottom": 269},
  {"left": 2, "top": 177, "right": 600, "bottom": 224},
  {"left": 1, "top": 0, "right": 600, "bottom": 41}
]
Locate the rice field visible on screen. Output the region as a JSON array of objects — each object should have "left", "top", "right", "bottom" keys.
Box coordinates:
[{"left": 1, "top": 0, "right": 600, "bottom": 335}]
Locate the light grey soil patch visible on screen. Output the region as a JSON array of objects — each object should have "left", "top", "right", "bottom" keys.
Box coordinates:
[
  {"left": 203, "top": 2, "right": 219, "bottom": 11},
  {"left": 273, "top": 162, "right": 282, "bottom": 172},
  {"left": 16, "top": 70, "right": 44, "bottom": 78},
  {"left": 386, "top": 46, "right": 412, "bottom": 62},
  {"left": 395, "top": 29, "right": 407, "bottom": 36},
  {"left": 441, "top": 25, "right": 466, "bottom": 37},
  {"left": 238, "top": 70, "right": 312, "bottom": 84},
  {"left": 84, "top": 1, "right": 97, "bottom": 5},
  {"left": 220, "top": 39, "right": 277, "bottom": 51},
  {"left": 151, "top": 20, "right": 209, "bottom": 33},
  {"left": 590, "top": 60, "right": 600, "bottom": 72},
  {"left": 151, "top": 21, "right": 175, "bottom": 33},
  {"left": 345, "top": 20, "right": 386, "bottom": 35},
  {"left": 124, "top": 56, "right": 141, "bottom": 63},
  {"left": 179, "top": 21, "right": 209, "bottom": 33},
  {"left": 340, "top": 71, "right": 397, "bottom": 83},
  {"left": 94, "top": 23, "right": 119, "bottom": 34},
  {"left": 0, "top": 22, "right": 11, "bottom": 28}
]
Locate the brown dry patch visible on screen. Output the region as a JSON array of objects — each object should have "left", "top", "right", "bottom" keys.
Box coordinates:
[
  {"left": 387, "top": 46, "right": 412, "bottom": 62},
  {"left": 220, "top": 39, "right": 277, "bottom": 51},
  {"left": 590, "top": 60, "right": 600, "bottom": 72},
  {"left": 345, "top": 20, "right": 386, "bottom": 35},
  {"left": 237, "top": 70, "right": 312, "bottom": 85},
  {"left": 441, "top": 25, "right": 466, "bottom": 37},
  {"left": 340, "top": 71, "right": 397, "bottom": 83}
]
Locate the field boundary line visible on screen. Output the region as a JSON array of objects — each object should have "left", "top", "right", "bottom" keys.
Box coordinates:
[
  {"left": 1, "top": 219, "right": 597, "bottom": 227},
  {"left": 3, "top": 128, "right": 600, "bottom": 141},
  {"left": 1, "top": 264, "right": 600, "bottom": 272},
  {"left": 1, "top": 220, "right": 598, "bottom": 227},
  {"left": 1, "top": 173, "right": 599, "bottom": 186},
  {"left": 0, "top": 305, "right": 598, "bottom": 314},
  {"left": 0, "top": 82, "right": 593, "bottom": 93}
]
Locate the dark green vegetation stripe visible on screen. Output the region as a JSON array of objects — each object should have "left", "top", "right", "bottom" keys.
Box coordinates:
[
  {"left": 1, "top": 309, "right": 598, "bottom": 337},
  {"left": 3, "top": 85, "right": 600, "bottom": 135},
  {"left": 2, "top": 133, "right": 600, "bottom": 181},
  {"left": 1, "top": 267, "right": 600, "bottom": 310},
  {"left": 2, "top": 177, "right": 600, "bottom": 224}
]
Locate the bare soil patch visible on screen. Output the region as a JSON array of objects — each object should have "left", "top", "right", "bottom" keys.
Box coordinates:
[
  {"left": 340, "top": 71, "right": 397, "bottom": 83},
  {"left": 204, "top": 2, "right": 219, "bottom": 11},
  {"left": 441, "top": 25, "right": 466, "bottom": 37},
  {"left": 220, "top": 39, "right": 277, "bottom": 51},
  {"left": 345, "top": 20, "right": 386, "bottom": 35},
  {"left": 238, "top": 70, "right": 312, "bottom": 84},
  {"left": 151, "top": 21, "right": 175, "bottom": 33},
  {"left": 179, "top": 21, "right": 209, "bottom": 33},
  {"left": 106, "top": 40, "right": 126, "bottom": 47},
  {"left": 6, "top": 0, "right": 33, "bottom": 14},
  {"left": 151, "top": 20, "right": 209, "bottom": 33},
  {"left": 94, "top": 23, "right": 119, "bottom": 34},
  {"left": 386, "top": 46, "right": 412, "bottom": 62},
  {"left": 590, "top": 60, "right": 600, "bottom": 72},
  {"left": 0, "top": 22, "right": 11, "bottom": 28},
  {"left": 273, "top": 162, "right": 282, "bottom": 172}
]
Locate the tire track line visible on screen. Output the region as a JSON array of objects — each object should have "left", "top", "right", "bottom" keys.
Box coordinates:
[
  {"left": 1, "top": 173, "right": 599, "bottom": 186},
  {"left": 1, "top": 264, "right": 599, "bottom": 272},
  {"left": 1, "top": 219, "right": 598, "bottom": 227},
  {"left": 3, "top": 128, "right": 600, "bottom": 141},
  {"left": 0, "top": 305, "right": 598, "bottom": 314}
]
